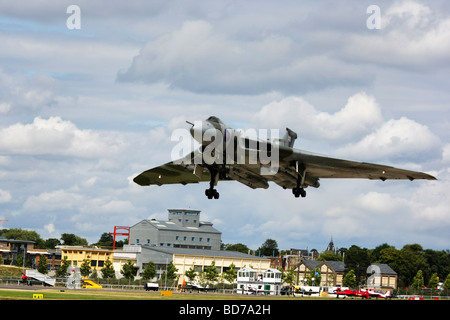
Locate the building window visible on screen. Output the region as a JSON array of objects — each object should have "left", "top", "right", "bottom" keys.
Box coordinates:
[
  {"left": 183, "top": 236, "right": 187, "bottom": 241},
  {"left": 191, "top": 237, "right": 195, "bottom": 241},
  {"left": 199, "top": 237, "right": 203, "bottom": 242},
  {"left": 136, "top": 239, "right": 140, "bottom": 244},
  {"left": 147, "top": 239, "right": 151, "bottom": 244},
  {"left": 207, "top": 238, "right": 210, "bottom": 243},
  {"left": 176, "top": 236, "right": 179, "bottom": 240}
]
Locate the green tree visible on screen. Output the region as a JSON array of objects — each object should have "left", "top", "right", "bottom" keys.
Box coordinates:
[
  {"left": 61, "top": 233, "right": 88, "bottom": 246},
  {"left": 318, "top": 250, "right": 341, "bottom": 261},
  {"left": 185, "top": 265, "right": 197, "bottom": 282},
  {"left": 306, "top": 268, "right": 321, "bottom": 286},
  {"left": 223, "top": 243, "right": 250, "bottom": 254},
  {"left": 80, "top": 257, "right": 92, "bottom": 277},
  {"left": 96, "top": 233, "right": 114, "bottom": 247},
  {"left": 443, "top": 274, "right": 450, "bottom": 294},
  {"left": 223, "top": 263, "right": 237, "bottom": 285},
  {"left": 142, "top": 261, "right": 157, "bottom": 281},
  {"left": 56, "top": 256, "right": 71, "bottom": 278},
  {"left": 37, "top": 255, "right": 48, "bottom": 274},
  {"left": 281, "top": 267, "right": 296, "bottom": 285},
  {"left": 205, "top": 260, "right": 219, "bottom": 283},
  {"left": 101, "top": 257, "right": 115, "bottom": 279},
  {"left": 161, "top": 261, "right": 178, "bottom": 287},
  {"left": 428, "top": 272, "right": 439, "bottom": 294},
  {"left": 344, "top": 245, "right": 370, "bottom": 286},
  {"left": 258, "top": 239, "right": 279, "bottom": 257},
  {"left": 1, "top": 228, "right": 44, "bottom": 247},
  {"left": 121, "top": 260, "right": 135, "bottom": 282},
  {"left": 411, "top": 270, "right": 424, "bottom": 294},
  {"left": 44, "top": 238, "right": 61, "bottom": 249},
  {"left": 343, "top": 269, "right": 357, "bottom": 288}
]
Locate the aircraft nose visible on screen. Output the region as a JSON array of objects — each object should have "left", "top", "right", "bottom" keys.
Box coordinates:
[{"left": 190, "top": 121, "right": 203, "bottom": 139}]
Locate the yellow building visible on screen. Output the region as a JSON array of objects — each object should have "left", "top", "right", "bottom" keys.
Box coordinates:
[
  {"left": 136, "top": 246, "right": 271, "bottom": 283},
  {"left": 57, "top": 246, "right": 114, "bottom": 271}
]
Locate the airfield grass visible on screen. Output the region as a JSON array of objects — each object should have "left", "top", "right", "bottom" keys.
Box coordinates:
[{"left": 0, "top": 287, "right": 338, "bottom": 300}]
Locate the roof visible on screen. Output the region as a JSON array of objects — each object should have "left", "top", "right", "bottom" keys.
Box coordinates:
[
  {"left": 370, "top": 263, "right": 397, "bottom": 275},
  {"left": 141, "top": 245, "right": 268, "bottom": 260},
  {"left": 133, "top": 219, "right": 221, "bottom": 234},
  {"left": 300, "top": 260, "right": 395, "bottom": 275}
]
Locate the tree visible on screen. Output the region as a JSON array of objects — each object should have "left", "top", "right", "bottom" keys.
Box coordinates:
[
  {"left": 223, "top": 263, "right": 237, "bottom": 285},
  {"left": 80, "top": 257, "right": 92, "bottom": 277},
  {"left": 443, "top": 274, "right": 450, "bottom": 294},
  {"left": 205, "top": 260, "right": 219, "bottom": 283},
  {"left": 142, "top": 261, "right": 157, "bottom": 281},
  {"left": 61, "top": 233, "right": 88, "bottom": 246},
  {"left": 185, "top": 265, "right": 197, "bottom": 282},
  {"left": 56, "top": 256, "right": 71, "bottom": 278},
  {"left": 343, "top": 269, "right": 357, "bottom": 288},
  {"left": 318, "top": 250, "right": 341, "bottom": 261},
  {"left": 344, "top": 245, "right": 370, "bottom": 286},
  {"left": 306, "top": 268, "right": 321, "bottom": 286},
  {"left": 1, "top": 228, "right": 45, "bottom": 248},
  {"left": 96, "top": 233, "right": 114, "bottom": 247},
  {"left": 121, "top": 260, "right": 135, "bottom": 282},
  {"left": 281, "top": 267, "right": 296, "bottom": 285},
  {"left": 161, "top": 261, "right": 178, "bottom": 287},
  {"left": 258, "top": 239, "right": 279, "bottom": 257},
  {"left": 411, "top": 270, "right": 424, "bottom": 294},
  {"left": 223, "top": 243, "right": 250, "bottom": 254},
  {"left": 37, "top": 255, "right": 48, "bottom": 274},
  {"left": 44, "top": 238, "right": 61, "bottom": 249},
  {"left": 101, "top": 257, "right": 115, "bottom": 279},
  {"left": 428, "top": 272, "right": 439, "bottom": 293}
]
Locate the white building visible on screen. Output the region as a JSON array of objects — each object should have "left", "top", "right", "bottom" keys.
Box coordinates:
[{"left": 236, "top": 267, "right": 283, "bottom": 295}]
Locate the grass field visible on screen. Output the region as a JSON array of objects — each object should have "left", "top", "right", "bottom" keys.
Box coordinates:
[{"left": 0, "top": 287, "right": 334, "bottom": 300}]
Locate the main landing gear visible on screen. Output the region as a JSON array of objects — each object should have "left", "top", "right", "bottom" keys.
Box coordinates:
[
  {"left": 205, "top": 167, "right": 220, "bottom": 199},
  {"left": 293, "top": 161, "right": 307, "bottom": 198},
  {"left": 292, "top": 187, "right": 306, "bottom": 198}
]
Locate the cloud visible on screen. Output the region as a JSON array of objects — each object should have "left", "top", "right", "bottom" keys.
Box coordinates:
[
  {"left": 0, "top": 70, "right": 56, "bottom": 114},
  {"left": 343, "top": 1, "right": 450, "bottom": 70},
  {"left": 252, "top": 91, "right": 383, "bottom": 142},
  {"left": 336, "top": 117, "right": 442, "bottom": 162},
  {"left": 0, "top": 116, "right": 127, "bottom": 158},
  {"left": 0, "top": 189, "right": 12, "bottom": 203},
  {"left": 117, "top": 20, "right": 370, "bottom": 94}
]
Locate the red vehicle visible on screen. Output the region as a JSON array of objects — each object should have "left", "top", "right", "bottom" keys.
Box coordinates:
[{"left": 334, "top": 288, "right": 371, "bottom": 299}]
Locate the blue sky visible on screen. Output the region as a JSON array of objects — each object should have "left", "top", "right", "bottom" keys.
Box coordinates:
[{"left": 0, "top": 0, "right": 449, "bottom": 252}]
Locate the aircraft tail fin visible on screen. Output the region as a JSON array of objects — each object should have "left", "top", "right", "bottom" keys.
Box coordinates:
[{"left": 282, "top": 128, "right": 297, "bottom": 147}]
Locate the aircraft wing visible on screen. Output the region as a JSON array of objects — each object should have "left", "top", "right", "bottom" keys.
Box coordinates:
[
  {"left": 284, "top": 149, "right": 437, "bottom": 181},
  {"left": 133, "top": 149, "right": 211, "bottom": 186}
]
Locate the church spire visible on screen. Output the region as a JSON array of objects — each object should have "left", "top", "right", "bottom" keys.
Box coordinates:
[{"left": 326, "top": 236, "right": 335, "bottom": 252}]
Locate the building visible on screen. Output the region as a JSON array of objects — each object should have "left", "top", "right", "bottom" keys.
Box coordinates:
[
  {"left": 367, "top": 263, "right": 398, "bottom": 290},
  {"left": 236, "top": 267, "right": 283, "bottom": 295},
  {"left": 129, "top": 209, "right": 221, "bottom": 250},
  {"left": 57, "top": 246, "right": 114, "bottom": 272},
  {"left": 135, "top": 245, "right": 271, "bottom": 284},
  {"left": 297, "top": 260, "right": 345, "bottom": 287},
  {"left": 325, "top": 237, "right": 336, "bottom": 252},
  {"left": 296, "top": 260, "right": 398, "bottom": 290}
]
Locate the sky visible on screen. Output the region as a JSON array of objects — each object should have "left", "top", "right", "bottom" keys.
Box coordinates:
[{"left": 0, "top": 0, "right": 449, "bottom": 252}]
